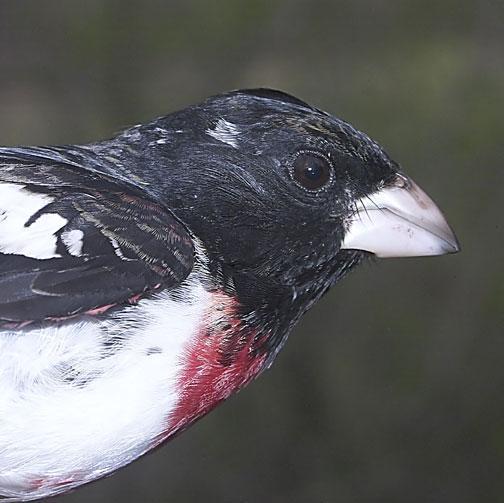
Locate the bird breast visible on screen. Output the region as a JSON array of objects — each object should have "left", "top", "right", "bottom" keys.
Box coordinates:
[{"left": 0, "top": 269, "right": 266, "bottom": 501}]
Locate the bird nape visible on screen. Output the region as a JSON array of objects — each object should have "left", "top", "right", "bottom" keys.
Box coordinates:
[{"left": 0, "top": 89, "right": 459, "bottom": 501}]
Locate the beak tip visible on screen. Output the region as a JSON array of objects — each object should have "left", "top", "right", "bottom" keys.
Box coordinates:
[
  {"left": 446, "top": 236, "right": 461, "bottom": 254},
  {"left": 439, "top": 223, "right": 460, "bottom": 255}
]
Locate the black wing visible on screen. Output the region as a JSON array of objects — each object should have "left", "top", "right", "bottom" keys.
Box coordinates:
[{"left": 0, "top": 146, "right": 194, "bottom": 324}]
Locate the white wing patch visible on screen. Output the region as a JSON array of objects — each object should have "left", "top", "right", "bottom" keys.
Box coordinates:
[
  {"left": 61, "top": 229, "right": 84, "bottom": 257},
  {"left": 206, "top": 118, "right": 240, "bottom": 148},
  {"left": 0, "top": 183, "right": 67, "bottom": 259}
]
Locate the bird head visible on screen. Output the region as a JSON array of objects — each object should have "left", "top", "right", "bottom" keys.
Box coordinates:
[{"left": 125, "top": 88, "right": 459, "bottom": 340}]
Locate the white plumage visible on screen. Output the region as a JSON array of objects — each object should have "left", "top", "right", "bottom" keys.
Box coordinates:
[
  {"left": 0, "top": 184, "right": 67, "bottom": 259},
  {"left": 60, "top": 229, "right": 84, "bottom": 257},
  {"left": 0, "top": 265, "right": 210, "bottom": 501},
  {"left": 206, "top": 118, "right": 240, "bottom": 148}
]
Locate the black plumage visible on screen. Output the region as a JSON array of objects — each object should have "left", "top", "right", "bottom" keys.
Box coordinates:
[
  {"left": 0, "top": 88, "right": 454, "bottom": 354},
  {"left": 0, "top": 89, "right": 459, "bottom": 501},
  {"left": 0, "top": 147, "right": 194, "bottom": 323}
]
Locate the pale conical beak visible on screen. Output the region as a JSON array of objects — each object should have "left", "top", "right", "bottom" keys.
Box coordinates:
[{"left": 340, "top": 174, "right": 460, "bottom": 258}]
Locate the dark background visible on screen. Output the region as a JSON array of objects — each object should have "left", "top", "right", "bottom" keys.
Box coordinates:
[{"left": 0, "top": 1, "right": 502, "bottom": 502}]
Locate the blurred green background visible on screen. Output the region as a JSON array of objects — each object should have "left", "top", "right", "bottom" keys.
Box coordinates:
[{"left": 0, "top": 1, "right": 502, "bottom": 502}]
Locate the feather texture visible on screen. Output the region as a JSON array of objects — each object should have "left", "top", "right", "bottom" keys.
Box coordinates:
[{"left": 0, "top": 148, "right": 194, "bottom": 323}]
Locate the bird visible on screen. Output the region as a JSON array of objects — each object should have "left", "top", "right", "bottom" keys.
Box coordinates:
[{"left": 0, "top": 89, "right": 459, "bottom": 501}]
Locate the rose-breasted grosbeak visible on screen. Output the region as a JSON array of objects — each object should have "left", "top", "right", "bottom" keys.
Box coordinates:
[{"left": 0, "top": 89, "right": 459, "bottom": 501}]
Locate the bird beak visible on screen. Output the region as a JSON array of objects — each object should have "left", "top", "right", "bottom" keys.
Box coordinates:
[{"left": 340, "top": 174, "right": 460, "bottom": 258}]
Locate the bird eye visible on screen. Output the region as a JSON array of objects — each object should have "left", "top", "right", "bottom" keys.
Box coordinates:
[{"left": 291, "top": 152, "right": 333, "bottom": 191}]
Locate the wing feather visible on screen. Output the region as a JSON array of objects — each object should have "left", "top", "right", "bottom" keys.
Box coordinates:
[{"left": 0, "top": 147, "right": 194, "bottom": 324}]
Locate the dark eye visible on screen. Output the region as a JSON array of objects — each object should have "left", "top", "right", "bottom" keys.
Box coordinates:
[{"left": 291, "top": 152, "right": 333, "bottom": 191}]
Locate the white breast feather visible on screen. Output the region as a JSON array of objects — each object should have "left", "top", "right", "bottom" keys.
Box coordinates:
[
  {"left": 0, "top": 267, "right": 211, "bottom": 501},
  {"left": 0, "top": 183, "right": 67, "bottom": 259}
]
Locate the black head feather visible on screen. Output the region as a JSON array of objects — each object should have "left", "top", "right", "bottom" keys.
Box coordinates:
[{"left": 97, "top": 89, "right": 401, "bottom": 343}]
